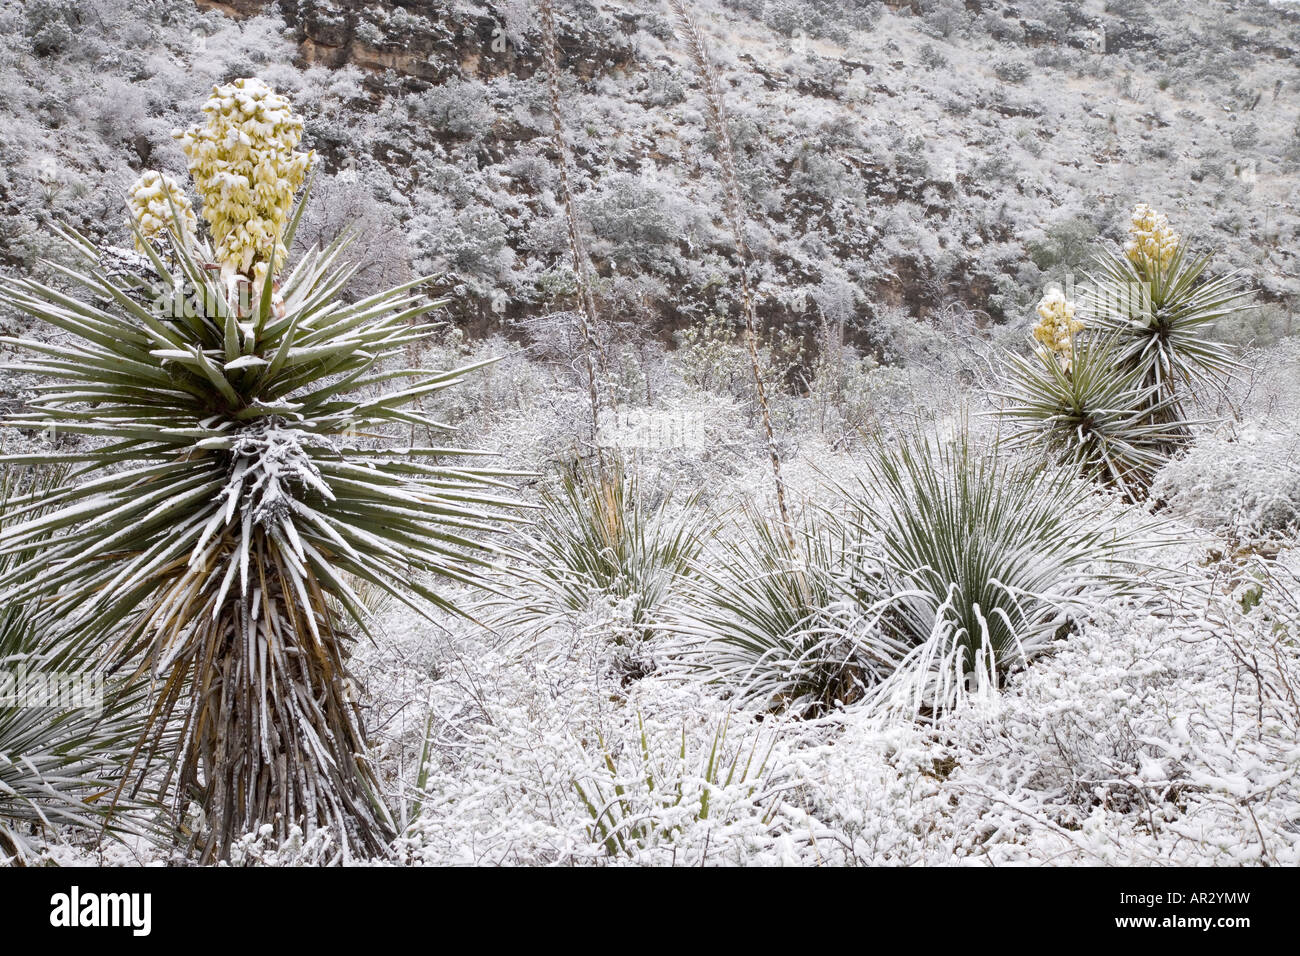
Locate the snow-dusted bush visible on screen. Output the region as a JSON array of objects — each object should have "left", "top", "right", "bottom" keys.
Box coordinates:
[
  {"left": 415, "top": 78, "right": 495, "bottom": 139},
  {"left": 21, "top": 0, "right": 78, "bottom": 57},
  {"left": 677, "top": 311, "right": 804, "bottom": 400},
  {"left": 793, "top": 589, "right": 1300, "bottom": 866},
  {"left": 572, "top": 712, "right": 781, "bottom": 860},
  {"left": 1151, "top": 424, "right": 1300, "bottom": 539},
  {"left": 580, "top": 172, "right": 698, "bottom": 274}
]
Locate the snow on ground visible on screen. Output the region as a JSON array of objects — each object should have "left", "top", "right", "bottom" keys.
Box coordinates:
[{"left": 323, "top": 339, "right": 1300, "bottom": 867}]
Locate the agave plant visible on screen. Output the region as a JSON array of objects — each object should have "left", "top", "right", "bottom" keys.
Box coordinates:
[
  {"left": 996, "top": 333, "right": 1189, "bottom": 501},
  {"left": 1080, "top": 225, "right": 1252, "bottom": 422},
  {"left": 666, "top": 508, "right": 898, "bottom": 716},
  {"left": 837, "top": 428, "right": 1143, "bottom": 721},
  {"left": 0, "top": 469, "right": 150, "bottom": 863},
  {"left": 0, "top": 85, "right": 520, "bottom": 861},
  {"left": 507, "top": 456, "right": 705, "bottom": 652}
]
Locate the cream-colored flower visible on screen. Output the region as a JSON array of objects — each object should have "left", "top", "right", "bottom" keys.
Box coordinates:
[
  {"left": 172, "top": 77, "right": 314, "bottom": 282},
  {"left": 125, "top": 170, "right": 197, "bottom": 250},
  {"left": 1032, "top": 289, "right": 1083, "bottom": 358},
  {"left": 1123, "top": 203, "right": 1179, "bottom": 272}
]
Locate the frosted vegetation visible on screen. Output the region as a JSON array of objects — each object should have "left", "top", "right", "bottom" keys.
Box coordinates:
[{"left": 0, "top": 0, "right": 1297, "bottom": 866}]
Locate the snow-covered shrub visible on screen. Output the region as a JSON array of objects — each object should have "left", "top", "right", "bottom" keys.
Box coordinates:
[
  {"left": 1024, "top": 215, "right": 1100, "bottom": 277},
  {"left": 950, "top": 587, "right": 1300, "bottom": 865},
  {"left": 1212, "top": 302, "right": 1294, "bottom": 348},
  {"left": 801, "top": 341, "right": 882, "bottom": 443},
  {"left": 993, "top": 59, "right": 1031, "bottom": 84},
  {"left": 580, "top": 172, "right": 695, "bottom": 274},
  {"left": 225, "top": 823, "right": 342, "bottom": 867},
  {"left": 411, "top": 202, "right": 515, "bottom": 294},
  {"left": 677, "top": 311, "right": 804, "bottom": 400},
  {"left": 572, "top": 712, "right": 780, "bottom": 860},
  {"left": 415, "top": 78, "right": 495, "bottom": 139},
  {"left": 919, "top": 0, "right": 970, "bottom": 39},
  {"left": 1150, "top": 424, "right": 1300, "bottom": 540},
  {"left": 21, "top": 0, "right": 78, "bottom": 57}
]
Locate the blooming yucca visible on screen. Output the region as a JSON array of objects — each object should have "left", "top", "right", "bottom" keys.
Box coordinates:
[
  {"left": 1084, "top": 204, "right": 1250, "bottom": 424},
  {"left": 0, "top": 80, "right": 518, "bottom": 862},
  {"left": 125, "top": 170, "right": 197, "bottom": 250},
  {"left": 1031, "top": 288, "right": 1083, "bottom": 359},
  {"left": 998, "top": 333, "right": 1187, "bottom": 500},
  {"left": 1003, "top": 206, "right": 1251, "bottom": 501},
  {"left": 1123, "top": 203, "right": 1180, "bottom": 274},
  {"left": 173, "top": 77, "right": 313, "bottom": 284}
]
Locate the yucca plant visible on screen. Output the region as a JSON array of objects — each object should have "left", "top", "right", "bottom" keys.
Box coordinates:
[
  {"left": 838, "top": 428, "right": 1143, "bottom": 721},
  {"left": 0, "top": 80, "right": 521, "bottom": 861},
  {"left": 1080, "top": 207, "right": 1252, "bottom": 424},
  {"left": 667, "top": 508, "right": 898, "bottom": 716},
  {"left": 0, "top": 468, "right": 151, "bottom": 863},
  {"left": 507, "top": 456, "right": 705, "bottom": 650},
  {"left": 996, "top": 332, "right": 1190, "bottom": 501}
]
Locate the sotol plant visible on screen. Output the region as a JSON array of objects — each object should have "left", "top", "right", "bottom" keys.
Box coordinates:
[
  {"left": 838, "top": 429, "right": 1144, "bottom": 721},
  {"left": 0, "top": 79, "right": 520, "bottom": 861},
  {"left": 667, "top": 508, "right": 898, "bottom": 717},
  {"left": 507, "top": 456, "right": 705, "bottom": 651}
]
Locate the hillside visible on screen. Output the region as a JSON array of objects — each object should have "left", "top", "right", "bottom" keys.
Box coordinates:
[{"left": 3, "top": 0, "right": 1298, "bottom": 345}]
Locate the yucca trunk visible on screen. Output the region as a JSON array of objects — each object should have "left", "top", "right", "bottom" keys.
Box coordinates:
[
  {"left": 138, "top": 531, "right": 390, "bottom": 861},
  {"left": 0, "top": 79, "right": 519, "bottom": 865}
]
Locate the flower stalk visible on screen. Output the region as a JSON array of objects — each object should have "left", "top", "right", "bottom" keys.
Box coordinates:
[
  {"left": 666, "top": 0, "right": 795, "bottom": 548},
  {"left": 538, "top": 0, "right": 606, "bottom": 445}
]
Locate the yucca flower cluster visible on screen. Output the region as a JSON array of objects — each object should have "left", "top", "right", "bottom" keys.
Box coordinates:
[
  {"left": 125, "top": 170, "right": 197, "bottom": 251},
  {"left": 1123, "top": 203, "right": 1180, "bottom": 273},
  {"left": 1032, "top": 289, "right": 1083, "bottom": 358},
  {"left": 173, "top": 77, "right": 313, "bottom": 284}
]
